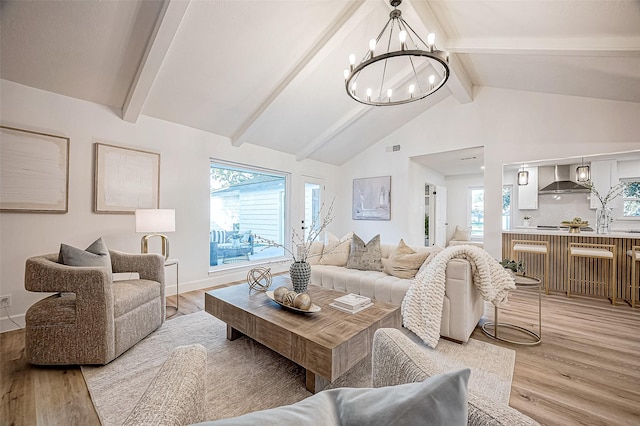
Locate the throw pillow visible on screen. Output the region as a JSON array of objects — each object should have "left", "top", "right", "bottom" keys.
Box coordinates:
[
  {"left": 346, "top": 234, "right": 383, "bottom": 271},
  {"left": 384, "top": 239, "right": 430, "bottom": 279},
  {"left": 453, "top": 225, "right": 471, "bottom": 241},
  {"left": 58, "top": 237, "right": 112, "bottom": 273},
  {"left": 199, "top": 368, "right": 470, "bottom": 426},
  {"left": 318, "top": 232, "right": 353, "bottom": 266}
]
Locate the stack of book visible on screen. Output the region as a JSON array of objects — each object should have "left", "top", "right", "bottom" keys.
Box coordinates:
[{"left": 329, "top": 293, "right": 373, "bottom": 314}]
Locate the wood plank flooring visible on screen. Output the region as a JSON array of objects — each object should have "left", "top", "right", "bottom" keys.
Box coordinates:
[{"left": 2, "top": 287, "right": 639, "bottom": 425}]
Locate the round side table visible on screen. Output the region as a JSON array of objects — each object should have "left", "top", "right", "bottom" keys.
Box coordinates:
[{"left": 482, "top": 275, "right": 541, "bottom": 346}]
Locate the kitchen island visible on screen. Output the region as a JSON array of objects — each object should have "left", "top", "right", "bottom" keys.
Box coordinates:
[{"left": 503, "top": 229, "right": 640, "bottom": 303}]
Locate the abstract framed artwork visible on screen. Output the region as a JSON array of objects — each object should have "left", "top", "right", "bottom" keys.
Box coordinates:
[
  {"left": 352, "top": 175, "right": 391, "bottom": 220},
  {"left": 0, "top": 125, "right": 70, "bottom": 213},
  {"left": 94, "top": 143, "right": 160, "bottom": 213}
]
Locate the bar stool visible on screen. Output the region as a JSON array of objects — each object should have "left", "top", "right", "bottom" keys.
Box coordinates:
[
  {"left": 627, "top": 246, "right": 640, "bottom": 308},
  {"left": 567, "top": 243, "right": 617, "bottom": 305},
  {"left": 511, "top": 239, "right": 550, "bottom": 294}
]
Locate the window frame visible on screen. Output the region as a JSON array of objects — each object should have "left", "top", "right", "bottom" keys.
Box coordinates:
[
  {"left": 621, "top": 178, "right": 640, "bottom": 220},
  {"left": 209, "top": 158, "right": 291, "bottom": 271}
]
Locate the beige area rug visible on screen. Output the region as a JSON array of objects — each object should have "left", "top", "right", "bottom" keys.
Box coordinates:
[{"left": 82, "top": 311, "right": 515, "bottom": 425}]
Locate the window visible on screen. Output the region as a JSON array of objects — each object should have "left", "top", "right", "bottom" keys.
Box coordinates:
[
  {"left": 502, "top": 185, "right": 512, "bottom": 230},
  {"left": 622, "top": 179, "right": 640, "bottom": 218},
  {"left": 210, "top": 161, "right": 288, "bottom": 268},
  {"left": 469, "top": 187, "right": 484, "bottom": 238}
]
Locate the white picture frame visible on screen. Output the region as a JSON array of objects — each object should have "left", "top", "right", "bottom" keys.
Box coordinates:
[
  {"left": 0, "top": 125, "right": 70, "bottom": 213},
  {"left": 94, "top": 143, "right": 160, "bottom": 213}
]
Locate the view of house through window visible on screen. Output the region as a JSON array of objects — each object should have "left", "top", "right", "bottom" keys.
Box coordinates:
[
  {"left": 209, "top": 161, "right": 288, "bottom": 267},
  {"left": 622, "top": 180, "right": 640, "bottom": 217},
  {"left": 469, "top": 187, "right": 484, "bottom": 237}
]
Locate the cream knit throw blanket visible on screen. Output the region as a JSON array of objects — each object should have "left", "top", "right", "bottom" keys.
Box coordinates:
[{"left": 401, "top": 245, "right": 516, "bottom": 348}]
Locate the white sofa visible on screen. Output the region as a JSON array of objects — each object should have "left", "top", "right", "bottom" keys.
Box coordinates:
[{"left": 308, "top": 242, "right": 484, "bottom": 343}]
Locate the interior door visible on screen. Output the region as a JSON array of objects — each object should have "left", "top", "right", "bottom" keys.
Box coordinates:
[
  {"left": 301, "top": 177, "right": 324, "bottom": 243},
  {"left": 434, "top": 185, "right": 448, "bottom": 246}
]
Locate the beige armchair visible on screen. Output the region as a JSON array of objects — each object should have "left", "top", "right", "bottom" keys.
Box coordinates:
[{"left": 24, "top": 250, "right": 166, "bottom": 365}]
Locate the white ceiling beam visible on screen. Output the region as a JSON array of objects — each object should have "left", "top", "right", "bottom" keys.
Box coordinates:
[
  {"left": 121, "top": 0, "right": 190, "bottom": 123},
  {"left": 408, "top": 0, "right": 473, "bottom": 104},
  {"left": 231, "top": 0, "right": 372, "bottom": 147},
  {"left": 447, "top": 37, "right": 640, "bottom": 57}
]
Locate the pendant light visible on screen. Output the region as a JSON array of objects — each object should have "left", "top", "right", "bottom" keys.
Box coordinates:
[
  {"left": 576, "top": 158, "right": 590, "bottom": 182},
  {"left": 517, "top": 165, "right": 529, "bottom": 186}
]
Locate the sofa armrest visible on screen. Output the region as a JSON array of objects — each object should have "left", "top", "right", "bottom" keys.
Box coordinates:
[
  {"left": 110, "top": 250, "right": 165, "bottom": 284},
  {"left": 442, "top": 258, "right": 484, "bottom": 342},
  {"left": 123, "top": 344, "right": 207, "bottom": 426},
  {"left": 372, "top": 329, "right": 539, "bottom": 426}
]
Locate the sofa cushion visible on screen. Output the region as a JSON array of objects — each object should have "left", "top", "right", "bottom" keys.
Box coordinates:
[
  {"left": 113, "top": 279, "right": 162, "bottom": 318},
  {"left": 384, "top": 239, "right": 430, "bottom": 279},
  {"left": 318, "top": 232, "right": 353, "bottom": 266},
  {"left": 58, "top": 237, "right": 112, "bottom": 273},
  {"left": 346, "top": 234, "right": 383, "bottom": 271},
  {"left": 200, "top": 368, "right": 470, "bottom": 426}
]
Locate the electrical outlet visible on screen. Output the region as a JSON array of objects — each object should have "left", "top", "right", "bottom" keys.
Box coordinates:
[{"left": 0, "top": 295, "right": 11, "bottom": 308}]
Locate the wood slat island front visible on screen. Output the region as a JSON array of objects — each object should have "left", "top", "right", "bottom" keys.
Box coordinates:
[{"left": 503, "top": 230, "right": 640, "bottom": 303}]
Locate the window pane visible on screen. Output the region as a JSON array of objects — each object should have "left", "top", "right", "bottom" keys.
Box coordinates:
[
  {"left": 623, "top": 181, "right": 640, "bottom": 217},
  {"left": 470, "top": 188, "right": 484, "bottom": 236},
  {"left": 304, "top": 183, "right": 321, "bottom": 241},
  {"left": 210, "top": 162, "right": 286, "bottom": 267},
  {"left": 502, "top": 185, "right": 512, "bottom": 230}
]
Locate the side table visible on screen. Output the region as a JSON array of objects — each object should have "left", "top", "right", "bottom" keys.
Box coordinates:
[
  {"left": 482, "top": 275, "right": 541, "bottom": 346},
  {"left": 165, "top": 258, "right": 179, "bottom": 317}
]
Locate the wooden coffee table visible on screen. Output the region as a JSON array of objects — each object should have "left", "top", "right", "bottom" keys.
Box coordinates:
[{"left": 204, "top": 276, "right": 401, "bottom": 393}]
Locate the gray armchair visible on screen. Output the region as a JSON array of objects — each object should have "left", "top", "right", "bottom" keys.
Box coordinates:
[{"left": 24, "top": 250, "right": 166, "bottom": 365}]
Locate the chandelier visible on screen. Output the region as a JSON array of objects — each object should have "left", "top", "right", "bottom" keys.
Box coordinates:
[{"left": 344, "top": 0, "right": 450, "bottom": 106}]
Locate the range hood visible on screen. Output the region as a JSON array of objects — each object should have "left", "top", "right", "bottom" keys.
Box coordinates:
[{"left": 538, "top": 165, "right": 590, "bottom": 194}]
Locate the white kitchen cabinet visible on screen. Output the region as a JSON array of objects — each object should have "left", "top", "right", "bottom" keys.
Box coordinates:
[
  {"left": 517, "top": 167, "right": 538, "bottom": 210},
  {"left": 589, "top": 160, "right": 617, "bottom": 209}
]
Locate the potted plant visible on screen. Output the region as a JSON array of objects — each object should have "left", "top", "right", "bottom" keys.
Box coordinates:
[
  {"left": 500, "top": 259, "right": 526, "bottom": 276},
  {"left": 523, "top": 215, "right": 531, "bottom": 227}
]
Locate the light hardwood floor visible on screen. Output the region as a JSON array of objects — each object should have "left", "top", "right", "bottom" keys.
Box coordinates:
[{"left": 2, "top": 287, "right": 640, "bottom": 425}]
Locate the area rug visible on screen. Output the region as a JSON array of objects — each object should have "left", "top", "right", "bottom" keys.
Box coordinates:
[{"left": 82, "top": 311, "right": 515, "bottom": 425}]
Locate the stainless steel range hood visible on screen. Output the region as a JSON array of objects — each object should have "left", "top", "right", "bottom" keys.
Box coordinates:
[{"left": 538, "top": 165, "right": 590, "bottom": 194}]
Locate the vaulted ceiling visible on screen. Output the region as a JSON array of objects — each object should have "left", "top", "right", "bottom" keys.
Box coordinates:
[{"left": 2, "top": 0, "right": 639, "bottom": 165}]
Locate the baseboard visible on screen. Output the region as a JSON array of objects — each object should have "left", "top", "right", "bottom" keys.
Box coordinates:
[{"left": 1, "top": 312, "right": 25, "bottom": 333}]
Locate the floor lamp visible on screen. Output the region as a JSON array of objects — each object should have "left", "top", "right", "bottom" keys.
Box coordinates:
[{"left": 135, "top": 209, "right": 175, "bottom": 260}]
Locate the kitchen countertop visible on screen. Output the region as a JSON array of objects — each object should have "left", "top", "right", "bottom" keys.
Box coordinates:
[{"left": 503, "top": 229, "right": 640, "bottom": 238}]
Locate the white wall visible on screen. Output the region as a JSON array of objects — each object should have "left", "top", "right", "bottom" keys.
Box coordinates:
[
  {"left": 0, "top": 80, "right": 338, "bottom": 332},
  {"left": 335, "top": 86, "right": 640, "bottom": 258},
  {"left": 445, "top": 173, "right": 484, "bottom": 243}
]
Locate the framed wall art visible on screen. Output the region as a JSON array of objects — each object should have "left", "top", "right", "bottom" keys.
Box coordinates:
[
  {"left": 352, "top": 175, "right": 391, "bottom": 220},
  {"left": 0, "top": 125, "right": 70, "bottom": 213},
  {"left": 94, "top": 143, "right": 160, "bottom": 213}
]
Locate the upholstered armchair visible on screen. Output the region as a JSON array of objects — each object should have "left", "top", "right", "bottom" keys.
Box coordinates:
[{"left": 24, "top": 250, "right": 165, "bottom": 365}]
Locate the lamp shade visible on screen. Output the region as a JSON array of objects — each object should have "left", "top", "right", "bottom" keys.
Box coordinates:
[{"left": 135, "top": 209, "right": 175, "bottom": 233}]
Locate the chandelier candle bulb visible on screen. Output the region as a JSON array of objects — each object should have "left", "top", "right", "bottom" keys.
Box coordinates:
[
  {"left": 343, "top": 69, "right": 349, "bottom": 80},
  {"left": 427, "top": 32, "right": 436, "bottom": 49},
  {"left": 351, "top": 82, "right": 357, "bottom": 95},
  {"left": 429, "top": 74, "right": 435, "bottom": 89},
  {"left": 387, "top": 88, "right": 392, "bottom": 102},
  {"left": 399, "top": 30, "right": 407, "bottom": 50},
  {"left": 366, "top": 87, "right": 372, "bottom": 101},
  {"left": 409, "top": 84, "right": 415, "bottom": 97},
  {"left": 369, "top": 39, "right": 376, "bottom": 56}
]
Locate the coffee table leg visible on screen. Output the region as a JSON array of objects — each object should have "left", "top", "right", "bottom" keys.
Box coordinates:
[
  {"left": 305, "top": 370, "right": 329, "bottom": 394},
  {"left": 226, "top": 324, "right": 244, "bottom": 341}
]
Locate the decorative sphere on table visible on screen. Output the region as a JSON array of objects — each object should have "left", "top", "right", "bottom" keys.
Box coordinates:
[
  {"left": 273, "top": 286, "right": 290, "bottom": 302},
  {"left": 293, "top": 293, "right": 312, "bottom": 310},
  {"left": 247, "top": 267, "right": 272, "bottom": 292},
  {"left": 282, "top": 290, "right": 298, "bottom": 307}
]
